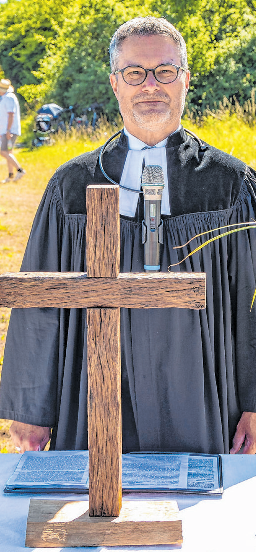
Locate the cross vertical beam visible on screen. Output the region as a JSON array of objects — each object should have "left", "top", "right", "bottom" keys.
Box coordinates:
[{"left": 86, "top": 185, "right": 122, "bottom": 517}]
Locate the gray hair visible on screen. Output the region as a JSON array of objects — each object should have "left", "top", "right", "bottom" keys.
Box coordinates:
[{"left": 109, "top": 16, "right": 188, "bottom": 72}]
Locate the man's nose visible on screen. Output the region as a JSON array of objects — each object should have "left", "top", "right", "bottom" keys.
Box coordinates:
[{"left": 141, "top": 70, "right": 160, "bottom": 90}]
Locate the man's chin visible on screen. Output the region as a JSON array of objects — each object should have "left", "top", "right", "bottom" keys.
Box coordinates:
[{"left": 132, "top": 110, "right": 171, "bottom": 130}]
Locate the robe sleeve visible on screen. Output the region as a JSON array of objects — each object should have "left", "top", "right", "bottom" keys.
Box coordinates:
[
  {"left": 229, "top": 167, "right": 256, "bottom": 413},
  {"left": 0, "top": 173, "right": 87, "bottom": 427}
]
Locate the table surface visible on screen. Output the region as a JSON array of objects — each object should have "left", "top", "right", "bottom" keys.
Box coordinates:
[{"left": 1, "top": 453, "right": 256, "bottom": 552}]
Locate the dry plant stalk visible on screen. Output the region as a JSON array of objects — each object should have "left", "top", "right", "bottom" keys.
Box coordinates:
[{"left": 169, "top": 222, "right": 256, "bottom": 310}]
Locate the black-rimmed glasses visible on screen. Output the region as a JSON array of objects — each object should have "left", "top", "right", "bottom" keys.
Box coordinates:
[{"left": 113, "top": 64, "right": 186, "bottom": 85}]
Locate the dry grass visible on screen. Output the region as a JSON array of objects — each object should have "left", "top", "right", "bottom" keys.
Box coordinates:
[
  {"left": 0, "top": 115, "right": 255, "bottom": 452},
  {"left": 184, "top": 115, "right": 256, "bottom": 170}
]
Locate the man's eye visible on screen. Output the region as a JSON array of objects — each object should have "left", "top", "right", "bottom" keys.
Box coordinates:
[
  {"left": 127, "top": 69, "right": 144, "bottom": 77},
  {"left": 158, "top": 68, "right": 176, "bottom": 76}
]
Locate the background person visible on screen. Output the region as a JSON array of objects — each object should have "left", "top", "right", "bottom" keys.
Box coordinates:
[
  {"left": 0, "top": 78, "right": 25, "bottom": 183},
  {"left": 1, "top": 17, "right": 256, "bottom": 455}
]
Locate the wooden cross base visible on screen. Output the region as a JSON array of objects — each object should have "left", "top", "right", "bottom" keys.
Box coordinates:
[{"left": 25, "top": 499, "right": 182, "bottom": 547}]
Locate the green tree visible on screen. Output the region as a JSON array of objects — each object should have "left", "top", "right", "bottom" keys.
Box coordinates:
[
  {"left": 0, "top": 0, "right": 255, "bottom": 116},
  {"left": 0, "top": 0, "right": 73, "bottom": 109}
]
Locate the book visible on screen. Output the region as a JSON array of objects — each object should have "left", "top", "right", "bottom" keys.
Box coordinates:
[{"left": 4, "top": 450, "right": 223, "bottom": 495}]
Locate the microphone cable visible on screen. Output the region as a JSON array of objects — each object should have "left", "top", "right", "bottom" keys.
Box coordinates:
[{"left": 98, "top": 128, "right": 207, "bottom": 191}]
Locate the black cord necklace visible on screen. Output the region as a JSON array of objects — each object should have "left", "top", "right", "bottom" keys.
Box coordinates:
[{"left": 99, "top": 128, "right": 207, "bottom": 193}]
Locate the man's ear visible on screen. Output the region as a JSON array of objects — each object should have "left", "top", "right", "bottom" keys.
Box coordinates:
[
  {"left": 110, "top": 73, "right": 118, "bottom": 98},
  {"left": 185, "top": 70, "right": 190, "bottom": 94}
]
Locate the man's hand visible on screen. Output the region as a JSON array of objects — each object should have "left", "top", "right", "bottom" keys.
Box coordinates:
[
  {"left": 6, "top": 112, "right": 14, "bottom": 140},
  {"left": 230, "top": 412, "right": 256, "bottom": 454},
  {"left": 10, "top": 421, "right": 51, "bottom": 453}
]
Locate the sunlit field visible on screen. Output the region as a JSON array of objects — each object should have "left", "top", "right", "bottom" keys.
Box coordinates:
[{"left": 0, "top": 113, "right": 255, "bottom": 451}]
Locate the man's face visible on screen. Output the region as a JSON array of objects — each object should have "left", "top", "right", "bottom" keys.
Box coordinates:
[{"left": 110, "top": 34, "right": 190, "bottom": 142}]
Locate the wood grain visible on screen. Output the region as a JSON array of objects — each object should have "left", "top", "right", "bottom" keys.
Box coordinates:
[
  {"left": 0, "top": 271, "right": 206, "bottom": 309},
  {"left": 25, "top": 499, "right": 183, "bottom": 547},
  {"left": 86, "top": 185, "right": 120, "bottom": 278},
  {"left": 86, "top": 185, "right": 122, "bottom": 517},
  {"left": 87, "top": 307, "right": 122, "bottom": 517}
]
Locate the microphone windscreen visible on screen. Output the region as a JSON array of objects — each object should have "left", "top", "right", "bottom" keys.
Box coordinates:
[{"left": 141, "top": 165, "right": 164, "bottom": 186}]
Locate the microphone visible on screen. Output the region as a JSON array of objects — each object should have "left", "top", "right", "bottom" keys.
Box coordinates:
[{"left": 141, "top": 165, "right": 165, "bottom": 272}]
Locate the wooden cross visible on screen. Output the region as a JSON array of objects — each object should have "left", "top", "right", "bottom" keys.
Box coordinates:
[{"left": 0, "top": 184, "right": 206, "bottom": 546}]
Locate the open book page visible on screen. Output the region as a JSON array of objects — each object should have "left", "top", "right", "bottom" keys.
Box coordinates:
[
  {"left": 122, "top": 453, "right": 222, "bottom": 494},
  {"left": 4, "top": 451, "right": 223, "bottom": 495},
  {"left": 5, "top": 450, "right": 90, "bottom": 491}
]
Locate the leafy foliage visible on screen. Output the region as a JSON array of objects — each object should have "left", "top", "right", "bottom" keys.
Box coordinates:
[{"left": 0, "top": 0, "right": 256, "bottom": 117}]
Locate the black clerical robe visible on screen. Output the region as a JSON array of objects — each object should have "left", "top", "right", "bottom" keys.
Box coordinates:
[{"left": 1, "top": 127, "right": 256, "bottom": 454}]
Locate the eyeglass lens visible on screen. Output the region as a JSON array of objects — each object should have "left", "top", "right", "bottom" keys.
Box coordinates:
[{"left": 122, "top": 65, "right": 178, "bottom": 85}]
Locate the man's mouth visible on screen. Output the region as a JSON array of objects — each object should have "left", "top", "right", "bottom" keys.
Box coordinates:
[
  {"left": 135, "top": 99, "right": 167, "bottom": 107},
  {"left": 133, "top": 96, "right": 169, "bottom": 107},
  {"left": 139, "top": 100, "right": 163, "bottom": 103}
]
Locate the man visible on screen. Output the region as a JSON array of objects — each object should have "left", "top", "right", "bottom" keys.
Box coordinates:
[
  {"left": 0, "top": 78, "right": 25, "bottom": 183},
  {"left": 1, "top": 16, "right": 256, "bottom": 455}
]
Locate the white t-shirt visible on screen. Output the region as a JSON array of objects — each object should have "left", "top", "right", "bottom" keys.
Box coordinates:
[{"left": 0, "top": 92, "right": 21, "bottom": 135}]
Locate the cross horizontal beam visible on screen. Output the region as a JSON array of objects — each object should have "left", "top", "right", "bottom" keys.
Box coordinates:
[{"left": 0, "top": 271, "right": 206, "bottom": 309}]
